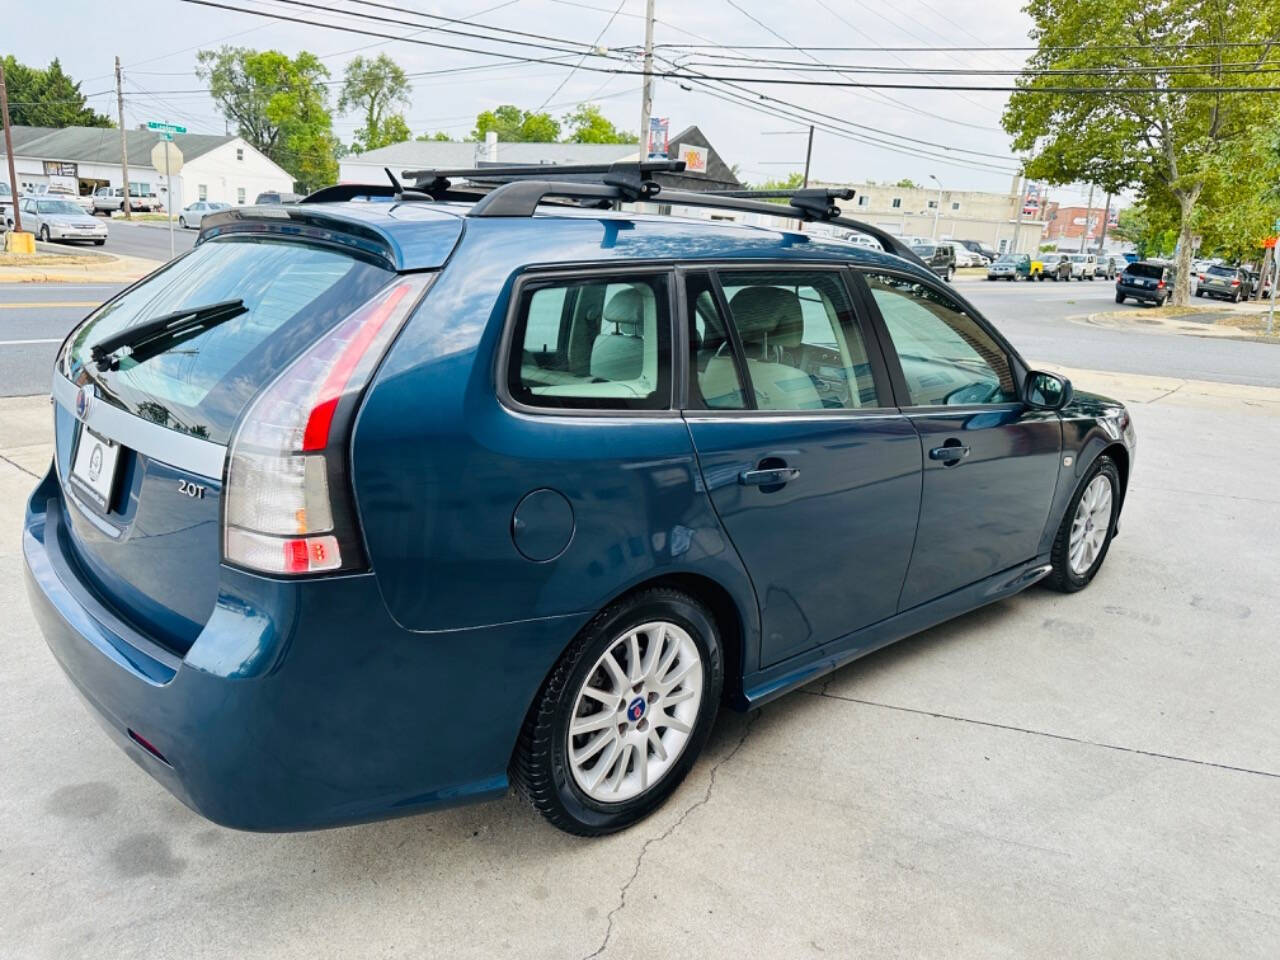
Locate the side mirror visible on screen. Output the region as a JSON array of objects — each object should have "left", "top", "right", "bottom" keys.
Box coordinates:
[{"left": 1025, "top": 370, "right": 1073, "bottom": 410}]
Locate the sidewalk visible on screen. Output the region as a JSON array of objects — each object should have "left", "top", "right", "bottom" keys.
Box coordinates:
[{"left": 1084, "top": 298, "right": 1279, "bottom": 341}]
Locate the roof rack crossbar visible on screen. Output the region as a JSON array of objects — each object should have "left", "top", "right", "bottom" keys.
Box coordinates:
[{"left": 403, "top": 159, "right": 685, "bottom": 195}]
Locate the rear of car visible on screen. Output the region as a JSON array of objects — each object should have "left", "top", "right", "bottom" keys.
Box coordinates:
[
  {"left": 1116, "top": 260, "right": 1169, "bottom": 305},
  {"left": 1198, "top": 264, "right": 1245, "bottom": 301},
  {"left": 21, "top": 207, "right": 543, "bottom": 829}
]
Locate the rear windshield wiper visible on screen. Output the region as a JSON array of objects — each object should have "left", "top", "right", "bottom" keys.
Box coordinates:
[{"left": 89, "top": 299, "right": 247, "bottom": 371}]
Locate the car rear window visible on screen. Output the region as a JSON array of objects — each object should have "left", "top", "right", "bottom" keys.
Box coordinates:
[
  {"left": 65, "top": 236, "right": 395, "bottom": 444},
  {"left": 1207, "top": 265, "right": 1236, "bottom": 277},
  {"left": 1125, "top": 263, "right": 1164, "bottom": 279}
]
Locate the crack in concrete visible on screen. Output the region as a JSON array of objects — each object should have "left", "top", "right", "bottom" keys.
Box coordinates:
[
  {"left": 1145, "top": 383, "right": 1184, "bottom": 404},
  {"left": 581, "top": 710, "right": 761, "bottom": 960},
  {"left": 0, "top": 452, "right": 40, "bottom": 479},
  {"left": 806, "top": 690, "right": 1280, "bottom": 780}
]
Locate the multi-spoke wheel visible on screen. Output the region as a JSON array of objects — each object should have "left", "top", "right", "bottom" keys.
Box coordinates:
[
  {"left": 512, "top": 588, "right": 724, "bottom": 835},
  {"left": 1046, "top": 455, "right": 1120, "bottom": 592}
]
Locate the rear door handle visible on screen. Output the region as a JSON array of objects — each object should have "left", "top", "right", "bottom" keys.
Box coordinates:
[
  {"left": 739, "top": 467, "right": 800, "bottom": 486},
  {"left": 929, "top": 444, "right": 970, "bottom": 462}
]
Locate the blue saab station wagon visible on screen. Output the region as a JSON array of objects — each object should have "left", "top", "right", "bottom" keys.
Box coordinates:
[{"left": 23, "top": 164, "right": 1136, "bottom": 835}]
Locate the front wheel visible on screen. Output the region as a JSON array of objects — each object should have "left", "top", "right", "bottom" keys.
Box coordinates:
[
  {"left": 512, "top": 588, "right": 724, "bottom": 835},
  {"left": 1045, "top": 456, "right": 1121, "bottom": 592},
  {"left": 38, "top": 225, "right": 50, "bottom": 242},
  {"left": 946, "top": 267, "right": 955, "bottom": 282},
  {"left": 1115, "top": 293, "right": 1125, "bottom": 303}
]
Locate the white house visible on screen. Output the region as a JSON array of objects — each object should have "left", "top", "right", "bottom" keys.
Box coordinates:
[{"left": 1, "top": 125, "right": 295, "bottom": 210}]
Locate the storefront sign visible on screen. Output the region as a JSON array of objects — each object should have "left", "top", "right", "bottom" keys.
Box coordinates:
[
  {"left": 42, "top": 161, "right": 78, "bottom": 178},
  {"left": 675, "top": 143, "right": 708, "bottom": 173}
]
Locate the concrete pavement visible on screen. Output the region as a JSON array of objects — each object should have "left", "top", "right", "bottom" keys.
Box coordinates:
[{"left": 1, "top": 366, "right": 1278, "bottom": 959}]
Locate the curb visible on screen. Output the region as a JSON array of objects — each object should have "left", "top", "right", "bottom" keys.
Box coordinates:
[{"left": 1081, "top": 307, "right": 1278, "bottom": 342}]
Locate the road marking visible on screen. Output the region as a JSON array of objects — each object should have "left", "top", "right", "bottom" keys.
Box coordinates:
[
  {"left": 0, "top": 338, "right": 62, "bottom": 345},
  {"left": 0, "top": 301, "right": 98, "bottom": 309}
]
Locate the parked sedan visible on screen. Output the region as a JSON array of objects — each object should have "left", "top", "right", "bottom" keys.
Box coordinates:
[
  {"left": 1095, "top": 255, "right": 1125, "bottom": 280},
  {"left": 178, "top": 201, "right": 231, "bottom": 230},
  {"left": 19, "top": 197, "right": 108, "bottom": 244}
]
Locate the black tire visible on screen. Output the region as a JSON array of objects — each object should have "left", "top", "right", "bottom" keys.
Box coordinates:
[
  {"left": 511, "top": 588, "right": 724, "bottom": 835},
  {"left": 1233, "top": 289, "right": 1241, "bottom": 303},
  {"left": 38, "top": 225, "right": 50, "bottom": 242},
  {"left": 1044, "top": 455, "right": 1121, "bottom": 593},
  {"left": 1195, "top": 289, "right": 1203, "bottom": 298},
  {"left": 946, "top": 267, "right": 955, "bottom": 282},
  {"left": 179, "top": 217, "right": 187, "bottom": 229},
  {"left": 1115, "top": 293, "right": 1124, "bottom": 303}
]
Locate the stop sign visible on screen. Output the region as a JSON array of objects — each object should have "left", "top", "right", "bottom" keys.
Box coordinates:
[{"left": 150, "top": 141, "right": 184, "bottom": 175}]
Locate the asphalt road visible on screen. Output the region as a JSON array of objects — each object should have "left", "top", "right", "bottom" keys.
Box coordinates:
[
  {"left": 2, "top": 274, "right": 1277, "bottom": 401},
  {"left": 37, "top": 216, "right": 198, "bottom": 261},
  {"left": 2, "top": 366, "right": 1278, "bottom": 958}
]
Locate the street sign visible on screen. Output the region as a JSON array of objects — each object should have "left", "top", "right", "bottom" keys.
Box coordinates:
[
  {"left": 147, "top": 120, "right": 187, "bottom": 136},
  {"left": 150, "top": 141, "right": 183, "bottom": 176}
]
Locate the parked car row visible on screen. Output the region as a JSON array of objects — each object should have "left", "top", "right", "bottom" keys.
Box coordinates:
[{"left": 15, "top": 196, "right": 108, "bottom": 244}]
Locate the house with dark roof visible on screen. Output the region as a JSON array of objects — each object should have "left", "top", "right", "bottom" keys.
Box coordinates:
[
  {"left": 1, "top": 125, "right": 295, "bottom": 210},
  {"left": 338, "top": 124, "right": 740, "bottom": 193}
]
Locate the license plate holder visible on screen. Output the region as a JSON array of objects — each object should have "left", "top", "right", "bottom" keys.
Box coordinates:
[{"left": 69, "top": 426, "right": 123, "bottom": 513}]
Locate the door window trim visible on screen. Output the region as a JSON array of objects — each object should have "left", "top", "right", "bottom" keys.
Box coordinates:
[
  {"left": 677, "top": 262, "right": 900, "bottom": 419},
  {"left": 850, "top": 265, "right": 1029, "bottom": 413},
  {"left": 496, "top": 262, "right": 682, "bottom": 419}
]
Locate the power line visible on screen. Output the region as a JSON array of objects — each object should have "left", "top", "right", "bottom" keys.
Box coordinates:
[
  {"left": 536, "top": 0, "right": 627, "bottom": 111},
  {"left": 651, "top": 40, "right": 1280, "bottom": 52}
]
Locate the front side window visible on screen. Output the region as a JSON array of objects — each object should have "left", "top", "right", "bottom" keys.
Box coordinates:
[
  {"left": 864, "top": 273, "right": 1017, "bottom": 407},
  {"left": 711, "top": 269, "right": 881, "bottom": 411},
  {"left": 509, "top": 274, "right": 672, "bottom": 410}
]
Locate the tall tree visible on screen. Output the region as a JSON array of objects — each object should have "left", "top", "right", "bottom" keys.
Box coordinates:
[
  {"left": 470, "top": 105, "right": 560, "bottom": 142},
  {"left": 196, "top": 47, "right": 338, "bottom": 191},
  {"left": 1003, "top": 0, "right": 1280, "bottom": 305},
  {"left": 338, "top": 53, "right": 412, "bottom": 153},
  {"left": 562, "top": 104, "right": 638, "bottom": 144},
  {"left": 1, "top": 56, "right": 112, "bottom": 128}
]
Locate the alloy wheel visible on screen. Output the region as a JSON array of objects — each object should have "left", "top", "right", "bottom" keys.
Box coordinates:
[
  {"left": 567, "top": 620, "right": 703, "bottom": 803},
  {"left": 1068, "top": 475, "right": 1112, "bottom": 575}
]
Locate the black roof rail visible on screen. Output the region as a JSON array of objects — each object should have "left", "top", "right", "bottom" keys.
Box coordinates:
[{"left": 404, "top": 159, "right": 686, "bottom": 197}]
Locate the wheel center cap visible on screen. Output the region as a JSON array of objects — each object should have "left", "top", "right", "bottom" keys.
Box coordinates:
[{"left": 626, "top": 696, "right": 646, "bottom": 724}]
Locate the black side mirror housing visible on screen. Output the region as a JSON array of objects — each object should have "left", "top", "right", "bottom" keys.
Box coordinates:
[{"left": 1025, "top": 370, "right": 1074, "bottom": 410}]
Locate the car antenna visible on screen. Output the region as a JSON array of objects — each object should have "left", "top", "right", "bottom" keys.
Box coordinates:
[{"left": 384, "top": 167, "right": 432, "bottom": 203}]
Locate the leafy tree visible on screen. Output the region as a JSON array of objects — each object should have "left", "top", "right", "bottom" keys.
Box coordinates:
[
  {"left": 337, "top": 54, "right": 412, "bottom": 153},
  {"left": 1, "top": 56, "right": 112, "bottom": 128},
  {"left": 751, "top": 171, "right": 805, "bottom": 204},
  {"left": 196, "top": 47, "right": 338, "bottom": 191},
  {"left": 416, "top": 131, "right": 453, "bottom": 141},
  {"left": 470, "top": 104, "right": 560, "bottom": 142},
  {"left": 562, "top": 104, "right": 638, "bottom": 144},
  {"left": 893, "top": 178, "right": 921, "bottom": 189},
  {"left": 1002, "top": 0, "right": 1280, "bottom": 305}
]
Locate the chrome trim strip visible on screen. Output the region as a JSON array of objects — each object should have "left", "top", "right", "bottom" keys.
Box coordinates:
[{"left": 52, "top": 374, "right": 227, "bottom": 480}]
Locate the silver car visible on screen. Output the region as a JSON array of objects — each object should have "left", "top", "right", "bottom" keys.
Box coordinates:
[
  {"left": 20, "top": 197, "right": 109, "bottom": 245},
  {"left": 178, "top": 201, "right": 231, "bottom": 230}
]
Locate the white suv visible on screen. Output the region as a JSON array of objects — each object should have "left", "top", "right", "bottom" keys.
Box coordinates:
[{"left": 1066, "top": 253, "right": 1097, "bottom": 280}]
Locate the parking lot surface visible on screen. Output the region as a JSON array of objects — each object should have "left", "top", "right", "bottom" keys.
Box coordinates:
[{"left": 2, "top": 356, "right": 1278, "bottom": 958}]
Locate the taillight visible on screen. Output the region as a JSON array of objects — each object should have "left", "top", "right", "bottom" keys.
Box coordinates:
[
  {"left": 1198, "top": 274, "right": 1206, "bottom": 282},
  {"left": 223, "top": 273, "right": 433, "bottom": 575},
  {"left": 1156, "top": 280, "right": 1165, "bottom": 289},
  {"left": 1231, "top": 278, "right": 1240, "bottom": 287}
]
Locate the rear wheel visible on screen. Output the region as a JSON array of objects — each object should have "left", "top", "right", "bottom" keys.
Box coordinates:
[
  {"left": 1045, "top": 456, "right": 1120, "bottom": 593},
  {"left": 511, "top": 588, "right": 724, "bottom": 835},
  {"left": 1115, "top": 293, "right": 1125, "bottom": 303},
  {"left": 38, "top": 225, "right": 50, "bottom": 242},
  {"left": 179, "top": 217, "right": 187, "bottom": 229}
]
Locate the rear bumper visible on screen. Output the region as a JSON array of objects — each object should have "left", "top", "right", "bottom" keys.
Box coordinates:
[
  {"left": 1116, "top": 283, "right": 1164, "bottom": 301},
  {"left": 24, "top": 471, "right": 589, "bottom": 831}
]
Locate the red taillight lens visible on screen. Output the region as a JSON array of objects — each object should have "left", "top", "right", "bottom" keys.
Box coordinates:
[
  {"left": 1231, "top": 279, "right": 1240, "bottom": 286},
  {"left": 1198, "top": 274, "right": 1206, "bottom": 281},
  {"left": 224, "top": 274, "right": 433, "bottom": 575},
  {"left": 1157, "top": 280, "right": 1166, "bottom": 289}
]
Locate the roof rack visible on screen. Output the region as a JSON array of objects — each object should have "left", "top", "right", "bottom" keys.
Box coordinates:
[{"left": 403, "top": 159, "right": 685, "bottom": 203}]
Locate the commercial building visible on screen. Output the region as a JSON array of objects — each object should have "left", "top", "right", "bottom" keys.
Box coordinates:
[
  {"left": 1041, "top": 202, "right": 1121, "bottom": 248},
  {"left": 1, "top": 125, "right": 294, "bottom": 210},
  {"left": 818, "top": 177, "right": 1048, "bottom": 254}
]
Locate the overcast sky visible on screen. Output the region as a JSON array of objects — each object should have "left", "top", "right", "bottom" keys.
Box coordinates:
[{"left": 12, "top": 0, "right": 1103, "bottom": 205}]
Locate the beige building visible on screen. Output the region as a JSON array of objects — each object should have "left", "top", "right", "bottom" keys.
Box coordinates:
[{"left": 817, "top": 178, "right": 1047, "bottom": 255}]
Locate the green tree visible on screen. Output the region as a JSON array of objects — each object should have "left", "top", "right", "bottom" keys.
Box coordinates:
[
  {"left": 1, "top": 56, "right": 112, "bottom": 128},
  {"left": 750, "top": 171, "right": 805, "bottom": 204},
  {"left": 416, "top": 131, "right": 453, "bottom": 141},
  {"left": 337, "top": 53, "right": 412, "bottom": 153},
  {"left": 470, "top": 104, "right": 560, "bottom": 142},
  {"left": 562, "top": 103, "right": 638, "bottom": 144},
  {"left": 196, "top": 46, "right": 338, "bottom": 192},
  {"left": 893, "top": 178, "right": 921, "bottom": 189},
  {"left": 1002, "top": 0, "right": 1280, "bottom": 305}
]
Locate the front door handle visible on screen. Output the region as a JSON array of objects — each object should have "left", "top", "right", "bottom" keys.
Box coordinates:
[
  {"left": 739, "top": 466, "right": 801, "bottom": 486},
  {"left": 929, "top": 444, "right": 970, "bottom": 462}
]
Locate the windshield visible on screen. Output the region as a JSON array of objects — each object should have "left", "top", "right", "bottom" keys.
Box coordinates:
[
  {"left": 1069, "top": 255, "right": 1087, "bottom": 262},
  {"left": 65, "top": 236, "right": 395, "bottom": 443},
  {"left": 37, "top": 200, "right": 84, "bottom": 216},
  {"left": 994, "top": 256, "right": 1019, "bottom": 265},
  {"left": 911, "top": 245, "right": 936, "bottom": 257}
]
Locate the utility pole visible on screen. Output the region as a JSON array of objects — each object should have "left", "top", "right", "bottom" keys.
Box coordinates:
[
  {"left": 115, "top": 56, "right": 132, "bottom": 220},
  {"left": 1097, "top": 192, "right": 1112, "bottom": 253},
  {"left": 1012, "top": 174, "right": 1025, "bottom": 255},
  {"left": 1079, "top": 182, "right": 1095, "bottom": 253},
  {"left": 802, "top": 125, "right": 814, "bottom": 188},
  {"left": 929, "top": 174, "right": 943, "bottom": 239},
  {"left": 638, "top": 0, "right": 655, "bottom": 157},
  {"left": 1, "top": 59, "right": 24, "bottom": 235}
]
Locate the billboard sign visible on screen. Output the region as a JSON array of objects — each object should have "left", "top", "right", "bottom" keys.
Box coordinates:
[{"left": 676, "top": 143, "right": 707, "bottom": 173}]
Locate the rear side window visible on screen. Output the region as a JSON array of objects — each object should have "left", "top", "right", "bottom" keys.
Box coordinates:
[
  {"left": 66, "top": 236, "right": 394, "bottom": 443},
  {"left": 508, "top": 274, "right": 672, "bottom": 410}
]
